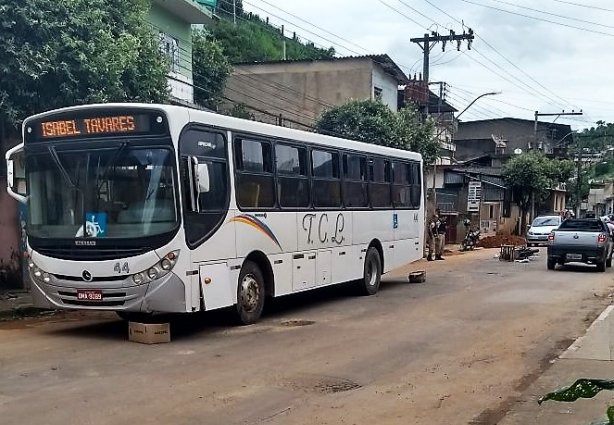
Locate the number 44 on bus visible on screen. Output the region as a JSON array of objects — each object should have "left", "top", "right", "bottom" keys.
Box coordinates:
[{"left": 6, "top": 103, "right": 425, "bottom": 325}]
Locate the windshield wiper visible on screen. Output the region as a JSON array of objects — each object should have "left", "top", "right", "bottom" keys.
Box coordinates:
[
  {"left": 95, "top": 142, "right": 128, "bottom": 194},
  {"left": 48, "top": 146, "right": 80, "bottom": 189}
]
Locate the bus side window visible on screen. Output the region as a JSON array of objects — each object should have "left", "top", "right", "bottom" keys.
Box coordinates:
[
  {"left": 234, "top": 139, "right": 275, "bottom": 209},
  {"left": 311, "top": 149, "right": 341, "bottom": 208},
  {"left": 343, "top": 154, "right": 368, "bottom": 208},
  {"left": 276, "top": 143, "right": 309, "bottom": 208},
  {"left": 369, "top": 158, "right": 391, "bottom": 208},
  {"left": 392, "top": 161, "right": 411, "bottom": 208}
]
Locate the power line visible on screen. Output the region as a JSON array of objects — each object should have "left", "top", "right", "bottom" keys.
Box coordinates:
[
  {"left": 486, "top": 0, "right": 614, "bottom": 30},
  {"left": 392, "top": 1, "right": 573, "bottom": 112},
  {"left": 377, "top": 0, "right": 430, "bottom": 30},
  {"left": 548, "top": 0, "right": 614, "bottom": 13},
  {"left": 234, "top": 0, "right": 361, "bottom": 55},
  {"left": 164, "top": 51, "right": 321, "bottom": 123},
  {"left": 460, "top": 0, "right": 614, "bottom": 37},
  {"left": 431, "top": 50, "right": 465, "bottom": 67},
  {"left": 419, "top": 0, "right": 576, "bottom": 109},
  {"left": 154, "top": 24, "right": 339, "bottom": 114},
  {"left": 249, "top": 0, "right": 371, "bottom": 54}
]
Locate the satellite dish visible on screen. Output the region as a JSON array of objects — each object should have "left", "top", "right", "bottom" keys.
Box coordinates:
[{"left": 514, "top": 148, "right": 523, "bottom": 155}]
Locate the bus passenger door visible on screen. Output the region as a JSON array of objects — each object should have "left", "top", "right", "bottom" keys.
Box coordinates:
[{"left": 292, "top": 252, "right": 316, "bottom": 291}]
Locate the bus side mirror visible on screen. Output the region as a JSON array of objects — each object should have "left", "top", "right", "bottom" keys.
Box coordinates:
[
  {"left": 195, "top": 163, "right": 210, "bottom": 194},
  {"left": 187, "top": 156, "right": 211, "bottom": 214},
  {"left": 6, "top": 143, "right": 27, "bottom": 204}
]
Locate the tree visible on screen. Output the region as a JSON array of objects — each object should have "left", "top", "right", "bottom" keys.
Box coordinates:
[
  {"left": 0, "top": 0, "right": 169, "bottom": 146},
  {"left": 192, "top": 31, "right": 232, "bottom": 110},
  {"left": 503, "top": 153, "right": 575, "bottom": 229},
  {"left": 211, "top": 16, "right": 334, "bottom": 64},
  {"left": 216, "top": 0, "right": 243, "bottom": 18},
  {"left": 315, "top": 99, "right": 439, "bottom": 165},
  {"left": 225, "top": 103, "right": 255, "bottom": 120}
]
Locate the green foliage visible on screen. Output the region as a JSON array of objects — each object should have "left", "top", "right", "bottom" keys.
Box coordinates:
[
  {"left": 193, "top": 31, "right": 232, "bottom": 110},
  {"left": 225, "top": 103, "right": 255, "bottom": 120},
  {"left": 578, "top": 121, "right": 614, "bottom": 153},
  {"left": 0, "top": 0, "right": 169, "bottom": 137},
  {"left": 211, "top": 15, "right": 334, "bottom": 63},
  {"left": 503, "top": 152, "right": 574, "bottom": 216},
  {"left": 216, "top": 0, "right": 243, "bottom": 18},
  {"left": 539, "top": 379, "right": 614, "bottom": 424},
  {"left": 315, "top": 99, "right": 439, "bottom": 165}
]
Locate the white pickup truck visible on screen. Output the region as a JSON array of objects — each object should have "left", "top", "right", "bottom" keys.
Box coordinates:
[{"left": 547, "top": 219, "right": 614, "bottom": 272}]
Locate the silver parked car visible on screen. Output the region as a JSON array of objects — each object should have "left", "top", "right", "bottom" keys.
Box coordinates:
[{"left": 527, "top": 215, "right": 562, "bottom": 246}]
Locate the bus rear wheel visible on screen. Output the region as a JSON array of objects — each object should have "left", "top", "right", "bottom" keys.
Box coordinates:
[
  {"left": 235, "top": 261, "right": 265, "bottom": 325},
  {"left": 360, "top": 247, "right": 382, "bottom": 296}
]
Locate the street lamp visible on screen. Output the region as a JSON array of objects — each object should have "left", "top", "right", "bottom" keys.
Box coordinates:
[{"left": 456, "top": 91, "right": 502, "bottom": 120}]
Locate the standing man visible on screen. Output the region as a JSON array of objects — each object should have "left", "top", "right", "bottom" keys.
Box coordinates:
[
  {"left": 428, "top": 212, "right": 439, "bottom": 261},
  {"left": 435, "top": 209, "right": 446, "bottom": 260}
]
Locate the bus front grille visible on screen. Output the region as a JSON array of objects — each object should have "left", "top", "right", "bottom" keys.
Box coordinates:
[{"left": 35, "top": 247, "right": 150, "bottom": 261}]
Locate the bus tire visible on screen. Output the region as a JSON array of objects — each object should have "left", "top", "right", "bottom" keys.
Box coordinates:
[
  {"left": 360, "top": 247, "right": 382, "bottom": 296},
  {"left": 235, "top": 261, "right": 265, "bottom": 325}
]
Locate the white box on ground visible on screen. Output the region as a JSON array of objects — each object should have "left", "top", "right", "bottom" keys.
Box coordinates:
[{"left": 128, "top": 322, "right": 171, "bottom": 344}]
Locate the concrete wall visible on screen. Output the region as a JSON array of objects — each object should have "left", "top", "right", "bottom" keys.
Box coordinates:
[
  {"left": 455, "top": 139, "right": 494, "bottom": 161},
  {"left": 0, "top": 176, "right": 21, "bottom": 288},
  {"left": 223, "top": 59, "right": 393, "bottom": 127}
]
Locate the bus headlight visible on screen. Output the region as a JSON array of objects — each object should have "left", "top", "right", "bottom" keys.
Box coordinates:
[
  {"left": 147, "top": 267, "right": 159, "bottom": 280},
  {"left": 131, "top": 251, "right": 179, "bottom": 285},
  {"left": 28, "top": 260, "right": 51, "bottom": 285}
]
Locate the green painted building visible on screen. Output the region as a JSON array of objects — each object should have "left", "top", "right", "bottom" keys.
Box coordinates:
[{"left": 149, "top": 0, "right": 215, "bottom": 104}]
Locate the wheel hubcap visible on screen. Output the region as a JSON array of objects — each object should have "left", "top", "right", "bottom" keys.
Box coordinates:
[
  {"left": 240, "top": 274, "right": 260, "bottom": 313},
  {"left": 367, "top": 258, "right": 378, "bottom": 286}
]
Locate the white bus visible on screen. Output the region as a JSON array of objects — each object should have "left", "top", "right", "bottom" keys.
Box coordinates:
[{"left": 6, "top": 104, "right": 424, "bottom": 324}]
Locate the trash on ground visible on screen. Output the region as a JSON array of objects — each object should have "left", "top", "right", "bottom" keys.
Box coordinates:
[{"left": 478, "top": 235, "right": 527, "bottom": 249}]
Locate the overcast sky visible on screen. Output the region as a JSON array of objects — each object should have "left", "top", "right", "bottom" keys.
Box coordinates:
[{"left": 243, "top": 0, "right": 614, "bottom": 131}]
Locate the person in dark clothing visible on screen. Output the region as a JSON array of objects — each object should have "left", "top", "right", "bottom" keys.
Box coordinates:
[{"left": 435, "top": 209, "right": 446, "bottom": 260}]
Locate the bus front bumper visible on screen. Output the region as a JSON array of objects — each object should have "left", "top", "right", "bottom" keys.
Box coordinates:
[{"left": 29, "top": 272, "right": 187, "bottom": 313}]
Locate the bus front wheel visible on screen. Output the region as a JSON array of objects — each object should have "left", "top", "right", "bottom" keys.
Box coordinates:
[
  {"left": 360, "top": 247, "right": 382, "bottom": 296},
  {"left": 235, "top": 261, "right": 265, "bottom": 325}
]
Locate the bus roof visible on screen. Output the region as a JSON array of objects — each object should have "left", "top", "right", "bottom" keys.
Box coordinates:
[{"left": 23, "top": 103, "right": 423, "bottom": 162}]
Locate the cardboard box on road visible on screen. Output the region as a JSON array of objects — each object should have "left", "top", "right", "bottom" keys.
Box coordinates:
[{"left": 128, "top": 322, "right": 171, "bottom": 344}]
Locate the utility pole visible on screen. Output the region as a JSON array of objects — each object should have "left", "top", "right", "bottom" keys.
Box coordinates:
[
  {"left": 533, "top": 110, "right": 584, "bottom": 220},
  {"left": 233, "top": 0, "right": 236, "bottom": 25},
  {"left": 411, "top": 29, "right": 474, "bottom": 116},
  {"left": 428, "top": 81, "right": 446, "bottom": 208},
  {"left": 534, "top": 110, "right": 583, "bottom": 149}
]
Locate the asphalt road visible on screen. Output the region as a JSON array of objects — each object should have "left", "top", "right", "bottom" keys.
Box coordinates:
[{"left": 1, "top": 248, "right": 612, "bottom": 425}]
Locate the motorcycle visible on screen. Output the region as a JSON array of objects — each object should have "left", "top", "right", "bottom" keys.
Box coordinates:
[{"left": 460, "top": 229, "right": 480, "bottom": 251}]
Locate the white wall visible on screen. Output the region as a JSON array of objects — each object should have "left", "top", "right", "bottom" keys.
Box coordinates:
[
  {"left": 372, "top": 68, "right": 399, "bottom": 112},
  {"left": 168, "top": 71, "right": 194, "bottom": 104}
]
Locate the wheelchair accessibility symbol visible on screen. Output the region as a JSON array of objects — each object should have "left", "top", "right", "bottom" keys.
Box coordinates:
[{"left": 76, "top": 212, "right": 107, "bottom": 238}]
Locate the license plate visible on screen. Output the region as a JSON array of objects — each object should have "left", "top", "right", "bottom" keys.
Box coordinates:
[
  {"left": 566, "top": 254, "right": 583, "bottom": 260},
  {"left": 76, "top": 290, "right": 103, "bottom": 301}
]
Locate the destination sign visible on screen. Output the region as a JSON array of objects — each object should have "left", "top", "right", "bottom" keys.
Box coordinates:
[
  {"left": 25, "top": 110, "right": 168, "bottom": 143},
  {"left": 39, "top": 115, "right": 146, "bottom": 139}
]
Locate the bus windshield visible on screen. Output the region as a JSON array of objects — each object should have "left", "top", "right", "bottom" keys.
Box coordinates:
[{"left": 26, "top": 145, "right": 178, "bottom": 240}]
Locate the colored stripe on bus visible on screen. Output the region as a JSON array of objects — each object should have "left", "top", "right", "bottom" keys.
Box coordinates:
[{"left": 231, "top": 214, "right": 282, "bottom": 250}]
